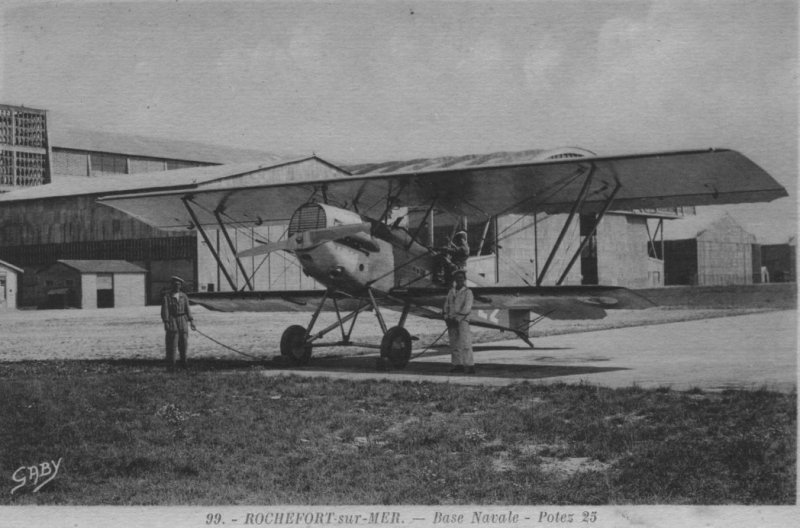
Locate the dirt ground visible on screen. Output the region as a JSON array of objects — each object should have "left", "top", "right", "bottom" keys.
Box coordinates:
[{"left": 1, "top": 283, "right": 794, "bottom": 363}]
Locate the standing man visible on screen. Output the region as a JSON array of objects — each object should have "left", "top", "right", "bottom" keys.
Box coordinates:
[
  {"left": 438, "top": 230, "right": 470, "bottom": 285},
  {"left": 442, "top": 269, "right": 475, "bottom": 374},
  {"left": 161, "top": 275, "right": 196, "bottom": 370}
]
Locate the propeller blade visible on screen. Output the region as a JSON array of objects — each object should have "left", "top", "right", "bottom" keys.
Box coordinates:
[
  {"left": 237, "top": 239, "right": 293, "bottom": 258},
  {"left": 236, "top": 222, "right": 371, "bottom": 258}
]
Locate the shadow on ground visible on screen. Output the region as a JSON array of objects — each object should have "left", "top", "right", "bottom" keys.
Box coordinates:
[
  {"left": 2, "top": 342, "right": 624, "bottom": 381},
  {"left": 285, "top": 355, "right": 626, "bottom": 380}
]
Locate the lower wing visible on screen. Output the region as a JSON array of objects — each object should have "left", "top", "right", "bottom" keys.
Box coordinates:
[
  {"left": 188, "top": 290, "right": 363, "bottom": 312},
  {"left": 389, "top": 285, "right": 655, "bottom": 320},
  {"left": 189, "top": 285, "right": 653, "bottom": 318}
]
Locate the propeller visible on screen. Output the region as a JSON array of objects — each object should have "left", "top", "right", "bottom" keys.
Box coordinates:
[{"left": 237, "top": 222, "right": 372, "bottom": 258}]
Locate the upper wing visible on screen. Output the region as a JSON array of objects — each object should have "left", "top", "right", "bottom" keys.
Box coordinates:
[{"left": 98, "top": 148, "right": 787, "bottom": 231}]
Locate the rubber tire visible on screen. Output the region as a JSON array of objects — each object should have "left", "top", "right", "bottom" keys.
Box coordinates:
[
  {"left": 380, "top": 326, "right": 412, "bottom": 369},
  {"left": 280, "top": 325, "right": 312, "bottom": 365}
]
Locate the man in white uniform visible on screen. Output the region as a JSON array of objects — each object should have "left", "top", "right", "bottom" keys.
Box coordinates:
[{"left": 442, "top": 269, "right": 475, "bottom": 374}]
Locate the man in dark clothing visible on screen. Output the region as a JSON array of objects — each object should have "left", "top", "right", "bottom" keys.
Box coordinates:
[
  {"left": 438, "top": 231, "right": 470, "bottom": 285},
  {"left": 161, "top": 275, "right": 196, "bottom": 369}
]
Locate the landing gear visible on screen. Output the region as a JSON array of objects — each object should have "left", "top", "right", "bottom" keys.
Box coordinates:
[
  {"left": 380, "top": 326, "right": 412, "bottom": 369},
  {"left": 278, "top": 289, "right": 417, "bottom": 370},
  {"left": 280, "top": 325, "right": 312, "bottom": 365}
]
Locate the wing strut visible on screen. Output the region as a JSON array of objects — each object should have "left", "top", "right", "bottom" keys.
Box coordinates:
[
  {"left": 214, "top": 208, "right": 254, "bottom": 291},
  {"left": 475, "top": 216, "right": 493, "bottom": 256},
  {"left": 556, "top": 180, "right": 621, "bottom": 285},
  {"left": 407, "top": 197, "right": 438, "bottom": 249},
  {"left": 536, "top": 163, "right": 596, "bottom": 285},
  {"left": 182, "top": 196, "right": 238, "bottom": 291}
]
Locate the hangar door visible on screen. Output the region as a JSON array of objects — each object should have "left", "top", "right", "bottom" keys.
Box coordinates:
[
  {"left": 0, "top": 274, "right": 6, "bottom": 309},
  {"left": 96, "top": 273, "right": 114, "bottom": 308}
]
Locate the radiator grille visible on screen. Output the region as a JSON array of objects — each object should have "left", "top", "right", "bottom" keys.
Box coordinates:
[{"left": 288, "top": 204, "right": 326, "bottom": 236}]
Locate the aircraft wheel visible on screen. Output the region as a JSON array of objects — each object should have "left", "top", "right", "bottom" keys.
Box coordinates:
[
  {"left": 280, "top": 325, "right": 312, "bottom": 365},
  {"left": 380, "top": 326, "right": 412, "bottom": 369}
]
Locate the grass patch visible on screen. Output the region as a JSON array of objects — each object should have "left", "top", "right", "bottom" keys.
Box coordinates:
[{"left": 0, "top": 361, "right": 795, "bottom": 505}]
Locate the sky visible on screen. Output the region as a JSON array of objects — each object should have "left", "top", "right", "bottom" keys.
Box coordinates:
[{"left": 1, "top": 0, "right": 797, "bottom": 243}]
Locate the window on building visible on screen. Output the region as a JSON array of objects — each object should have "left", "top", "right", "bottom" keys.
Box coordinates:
[
  {"left": 0, "top": 150, "right": 13, "bottom": 185},
  {"left": 0, "top": 109, "right": 13, "bottom": 146},
  {"left": 14, "top": 112, "right": 46, "bottom": 148},
  {"left": 90, "top": 153, "right": 127, "bottom": 174}
]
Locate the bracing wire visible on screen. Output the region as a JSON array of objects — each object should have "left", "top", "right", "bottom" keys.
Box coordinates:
[{"left": 494, "top": 168, "right": 584, "bottom": 242}]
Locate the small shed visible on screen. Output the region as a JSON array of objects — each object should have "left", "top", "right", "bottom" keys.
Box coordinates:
[
  {"left": 36, "top": 260, "right": 146, "bottom": 309},
  {"left": 662, "top": 211, "right": 756, "bottom": 286},
  {"left": 0, "top": 259, "right": 23, "bottom": 310}
]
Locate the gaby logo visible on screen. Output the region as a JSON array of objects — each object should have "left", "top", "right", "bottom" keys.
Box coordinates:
[{"left": 11, "top": 458, "right": 63, "bottom": 494}]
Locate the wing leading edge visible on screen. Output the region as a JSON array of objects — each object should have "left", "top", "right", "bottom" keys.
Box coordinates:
[{"left": 99, "top": 148, "right": 787, "bottom": 231}]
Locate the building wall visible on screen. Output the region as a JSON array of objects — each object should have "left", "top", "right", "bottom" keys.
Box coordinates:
[
  {"left": 34, "top": 263, "right": 81, "bottom": 308},
  {"left": 0, "top": 195, "right": 195, "bottom": 306},
  {"left": 51, "top": 149, "right": 89, "bottom": 177},
  {"left": 50, "top": 149, "right": 205, "bottom": 179},
  {"left": 664, "top": 215, "right": 756, "bottom": 286},
  {"left": 496, "top": 213, "right": 582, "bottom": 286},
  {"left": 697, "top": 240, "right": 752, "bottom": 285},
  {"left": 81, "top": 273, "right": 97, "bottom": 309},
  {"left": 197, "top": 224, "right": 322, "bottom": 292},
  {"left": 114, "top": 273, "right": 145, "bottom": 307},
  {"left": 0, "top": 195, "right": 177, "bottom": 245},
  {"left": 0, "top": 265, "right": 19, "bottom": 310},
  {"left": 695, "top": 215, "right": 755, "bottom": 286},
  {"left": 596, "top": 214, "right": 663, "bottom": 288}
]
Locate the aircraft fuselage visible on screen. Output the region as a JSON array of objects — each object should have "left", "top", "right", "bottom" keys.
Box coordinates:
[{"left": 288, "top": 203, "right": 438, "bottom": 295}]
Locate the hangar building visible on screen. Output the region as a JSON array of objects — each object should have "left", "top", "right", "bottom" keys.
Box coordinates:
[
  {"left": 0, "top": 102, "right": 282, "bottom": 306},
  {"left": 660, "top": 210, "right": 758, "bottom": 286}
]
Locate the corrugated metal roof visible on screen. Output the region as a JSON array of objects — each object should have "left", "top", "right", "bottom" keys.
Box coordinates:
[
  {"left": 346, "top": 148, "right": 553, "bottom": 175},
  {"left": 55, "top": 260, "right": 147, "bottom": 274},
  {"left": 50, "top": 127, "right": 289, "bottom": 164}
]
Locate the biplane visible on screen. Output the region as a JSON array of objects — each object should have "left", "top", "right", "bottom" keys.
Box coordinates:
[{"left": 99, "top": 147, "right": 786, "bottom": 368}]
